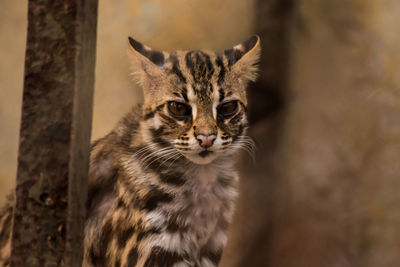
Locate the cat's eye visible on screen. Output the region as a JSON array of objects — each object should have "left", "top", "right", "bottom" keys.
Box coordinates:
[
  {"left": 218, "top": 101, "right": 238, "bottom": 118},
  {"left": 167, "top": 101, "right": 191, "bottom": 119}
]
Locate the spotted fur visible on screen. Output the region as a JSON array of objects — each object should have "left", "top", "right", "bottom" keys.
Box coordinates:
[{"left": 0, "top": 36, "right": 260, "bottom": 267}]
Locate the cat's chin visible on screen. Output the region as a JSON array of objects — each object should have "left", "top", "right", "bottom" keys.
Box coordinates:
[{"left": 184, "top": 151, "right": 219, "bottom": 165}]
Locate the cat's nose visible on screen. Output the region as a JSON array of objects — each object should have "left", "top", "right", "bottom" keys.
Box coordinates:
[{"left": 196, "top": 133, "right": 217, "bottom": 149}]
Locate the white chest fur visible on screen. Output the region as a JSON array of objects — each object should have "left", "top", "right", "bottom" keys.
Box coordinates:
[
  {"left": 141, "top": 162, "right": 238, "bottom": 259},
  {"left": 181, "top": 164, "right": 237, "bottom": 248}
]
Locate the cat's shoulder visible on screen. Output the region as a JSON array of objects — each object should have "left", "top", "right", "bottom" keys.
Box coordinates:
[{"left": 90, "top": 104, "right": 142, "bottom": 153}]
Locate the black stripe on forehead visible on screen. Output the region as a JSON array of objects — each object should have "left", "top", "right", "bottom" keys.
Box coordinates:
[
  {"left": 196, "top": 52, "right": 203, "bottom": 75},
  {"left": 195, "top": 52, "right": 207, "bottom": 83},
  {"left": 216, "top": 56, "right": 226, "bottom": 85},
  {"left": 169, "top": 52, "right": 187, "bottom": 84},
  {"left": 200, "top": 51, "right": 214, "bottom": 81},
  {"left": 185, "top": 51, "right": 195, "bottom": 79},
  {"left": 185, "top": 51, "right": 215, "bottom": 84}
]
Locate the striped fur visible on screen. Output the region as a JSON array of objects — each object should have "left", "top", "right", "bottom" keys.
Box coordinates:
[
  {"left": 0, "top": 196, "right": 12, "bottom": 266},
  {"left": 0, "top": 36, "right": 260, "bottom": 267}
]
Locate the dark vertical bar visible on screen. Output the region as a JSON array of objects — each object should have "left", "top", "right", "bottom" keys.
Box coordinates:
[
  {"left": 221, "top": 1, "right": 295, "bottom": 267},
  {"left": 248, "top": 0, "right": 294, "bottom": 123},
  {"left": 10, "top": 0, "right": 98, "bottom": 266}
]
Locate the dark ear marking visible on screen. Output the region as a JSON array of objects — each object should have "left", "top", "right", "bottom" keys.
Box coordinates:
[
  {"left": 224, "top": 49, "right": 244, "bottom": 66},
  {"left": 242, "top": 35, "right": 259, "bottom": 53},
  {"left": 224, "top": 35, "right": 259, "bottom": 66},
  {"left": 128, "top": 37, "right": 165, "bottom": 67}
]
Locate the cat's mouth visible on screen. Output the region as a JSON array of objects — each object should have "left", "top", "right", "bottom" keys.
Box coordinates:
[
  {"left": 182, "top": 149, "right": 218, "bottom": 165},
  {"left": 198, "top": 150, "right": 213, "bottom": 158}
]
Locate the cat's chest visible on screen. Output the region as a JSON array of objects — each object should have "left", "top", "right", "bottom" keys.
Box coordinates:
[
  {"left": 176, "top": 166, "right": 235, "bottom": 244},
  {"left": 184, "top": 167, "right": 221, "bottom": 216}
]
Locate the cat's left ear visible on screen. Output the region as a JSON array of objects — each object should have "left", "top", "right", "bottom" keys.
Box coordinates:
[
  {"left": 224, "top": 35, "right": 261, "bottom": 82},
  {"left": 128, "top": 37, "right": 166, "bottom": 82}
]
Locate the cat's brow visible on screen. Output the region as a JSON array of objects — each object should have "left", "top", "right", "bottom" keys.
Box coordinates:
[{"left": 168, "top": 52, "right": 187, "bottom": 84}]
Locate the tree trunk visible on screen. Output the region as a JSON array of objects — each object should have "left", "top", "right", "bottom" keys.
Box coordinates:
[{"left": 11, "top": 1, "right": 98, "bottom": 266}]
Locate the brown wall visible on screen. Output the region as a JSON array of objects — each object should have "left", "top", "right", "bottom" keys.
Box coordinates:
[{"left": 0, "top": 1, "right": 27, "bottom": 205}]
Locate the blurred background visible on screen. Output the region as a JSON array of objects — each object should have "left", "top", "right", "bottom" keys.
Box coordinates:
[{"left": 1, "top": 0, "right": 400, "bottom": 266}]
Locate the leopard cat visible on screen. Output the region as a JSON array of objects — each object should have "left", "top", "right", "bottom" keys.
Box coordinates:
[{"left": 0, "top": 35, "right": 260, "bottom": 267}]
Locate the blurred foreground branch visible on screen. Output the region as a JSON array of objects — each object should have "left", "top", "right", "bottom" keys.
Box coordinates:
[{"left": 222, "top": 0, "right": 400, "bottom": 266}]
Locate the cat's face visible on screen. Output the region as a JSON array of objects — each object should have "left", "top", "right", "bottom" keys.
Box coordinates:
[{"left": 129, "top": 36, "right": 260, "bottom": 165}]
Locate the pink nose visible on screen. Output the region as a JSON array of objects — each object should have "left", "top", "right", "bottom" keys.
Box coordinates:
[{"left": 196, "top": 134, "right": 216, "bottom": 148}]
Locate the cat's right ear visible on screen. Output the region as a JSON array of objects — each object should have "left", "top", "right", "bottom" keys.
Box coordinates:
[{"left": 128, "top": 37, "right": 166, "bottom": 85}]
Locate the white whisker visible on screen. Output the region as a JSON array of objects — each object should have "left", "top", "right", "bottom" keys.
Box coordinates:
[
  {"left": 133, "top": 144, "right": 158, "bottom": 160},
  {"left": 159, "top": 152, "right": 182, "bottom": 170},
  {"left": 166, "top": 153, "right": 183, "bottom": 171},
  {"left": 228, "top": 135, "right": 256, "bottom": 162},
  {"left": 140, "top": 146, "right": 174, "bottom": 163},
  {"left": 142, "top": 148, "right": 180, "bottom": 170}
]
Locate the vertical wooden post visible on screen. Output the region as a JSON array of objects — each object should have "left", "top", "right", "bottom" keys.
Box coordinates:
[
  {"left": 221, "top": 1, "right": 294, "bottom": 267},
  {"left": 11, "top": 0, "right": 98, "bottom": 266}
]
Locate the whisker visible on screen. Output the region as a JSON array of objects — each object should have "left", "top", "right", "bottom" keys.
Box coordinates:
[
  {"left": 228, "top": 135, "right": 256, "bottom": 162},
  {"left": 160, "top": 152, "right": 182, "bottom": 170},
  {"left": 236, "top": 137, "right": 256, "bottom": 151},
  {"left": 140, "top": 146, "right": 174, "bottom": 163},
  {"left": 154, "top": 150, "right": 180, "bottom": 165},
  {"left": 133, "top": 145, "right": 155, "bottom": 158},
  {"left": 133, "top": 144, "right": 158, "bottom": 160},
  {"left": 142, "top": 147, "right": 175, "bottom": 166},
  {"left": 229, "top": 144, "right": 255, "bottom": 162},
  {"left": 142, "top": 148, "right": 179, "bottom": 170},
  {"left": 166, "top": 153, "right": 183, "bottom": 171}
]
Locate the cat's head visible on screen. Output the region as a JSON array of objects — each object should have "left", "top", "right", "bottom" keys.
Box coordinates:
[{"left": 129, "top": 36, "right": 260, "bottom": 165}]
